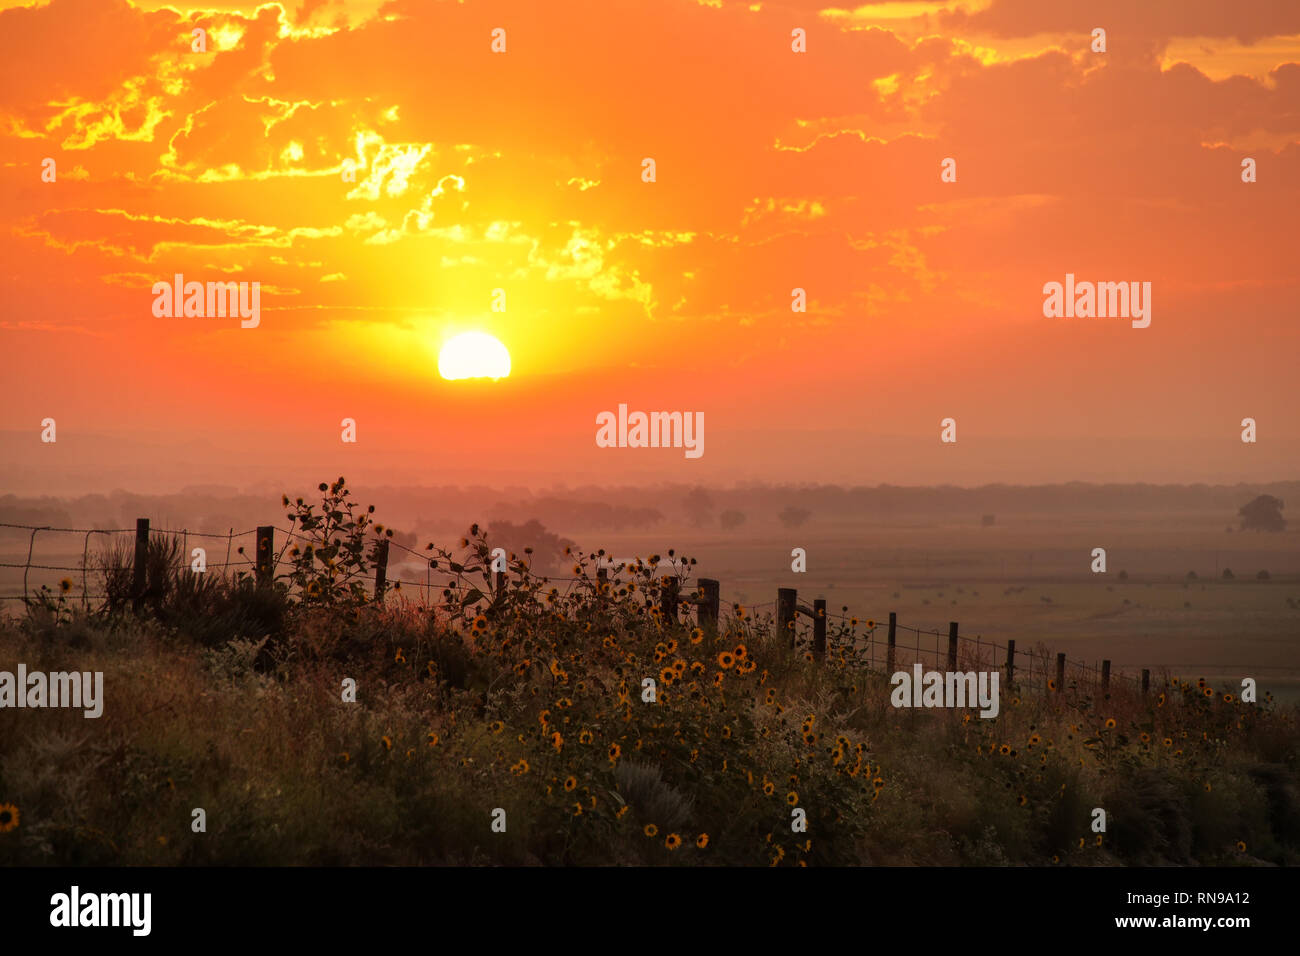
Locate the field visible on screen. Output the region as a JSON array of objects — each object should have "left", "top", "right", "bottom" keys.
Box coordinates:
[{"left": 0, "top": 483, "right": 1297, "bottom": 867}]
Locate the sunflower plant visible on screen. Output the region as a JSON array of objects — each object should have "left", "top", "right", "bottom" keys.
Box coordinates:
[{"left": 281, "top": 477, "right": 389, "bottom": 606}]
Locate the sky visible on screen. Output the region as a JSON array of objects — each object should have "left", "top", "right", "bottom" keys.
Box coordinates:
[{"left": 1, "top": 0, "right": 1298, "bottom": 495}]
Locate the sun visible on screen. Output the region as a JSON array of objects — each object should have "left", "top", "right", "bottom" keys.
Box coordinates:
[{"left": 437, "top": 331, "right": 512, "bottom": 381}]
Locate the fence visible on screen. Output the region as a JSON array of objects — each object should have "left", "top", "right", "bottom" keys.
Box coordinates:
[{"left": 0, "top": 518, "right": 1270, "bottom": 694}]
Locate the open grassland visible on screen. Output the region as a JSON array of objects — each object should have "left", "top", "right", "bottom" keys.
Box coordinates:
[{"left": 1, "top": 484, "right": 1296, "bottom": 866}]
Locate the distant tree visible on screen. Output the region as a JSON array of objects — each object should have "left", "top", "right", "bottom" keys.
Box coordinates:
[
  {"left": 719, "top": 509, "right": 746, "bottom": 531},
  {"left": 1257, "top": 569, "right": 1271, "bottom": 581},
  {"left": 1239, "top": 495, "right": 1285, "bottom": 532},
  {"left": 483, "top": 519, "right": 576, "bottom": 574},
  {"left": 1222, "top": 568, "right": 1234, "bottom": 580},
  {"left": 389, "top": 528, "right": 418, "bottom": 550},
  {"left": 683, "top": 487, "right": 714, "bottom": 528},
  {"left": 778, "top": 506, "right": 811, "bottom": 529}
]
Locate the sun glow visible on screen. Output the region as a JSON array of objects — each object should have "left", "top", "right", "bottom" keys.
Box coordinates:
[{"left": 438, "top": 331, "right": 512, "bottom": 380}]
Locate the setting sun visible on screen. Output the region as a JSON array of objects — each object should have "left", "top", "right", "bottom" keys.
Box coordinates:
[{"left": 437, "top": 331, "right": 512, "bottom": 381}]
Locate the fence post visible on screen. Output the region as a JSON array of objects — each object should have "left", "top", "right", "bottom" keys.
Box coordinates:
[
  {"left": 698, "top": 578, "right": 720, "bottom": 633},
  {"left": 1055, "top": 652, "right": 1066, "bottom": 693},
  {"left": 132, "top": 518, "right": 150, "bottom": 610},
  {"left": 661, "top": 576, "right": 679, "bottom": 626},
  {"left": 1141, "top": 669, "right": 1150, "bottom": 695},
  {"left": 813, "top": 598, "right": 827, "bottom": 659},
  {"left": 255, "top": 526, "right": 275, "bottom": 588},
  {"left": 1101, "top": 659, "right": 1111, "bottom": 691},
  {"left": 887, "top": 611, "right": 897, "bottom": 674},
  {"left": 370, "top": 537, "right": 389, "bottom": 600},
  {"left": 1005, "top": 639, "right": 1015, "bottom": 686},
  {"left": 777, "top": 588, "right": 797, "bottom": 649},
  {"left": 947, "top": 621, "right": 959, "bottom": 671}
]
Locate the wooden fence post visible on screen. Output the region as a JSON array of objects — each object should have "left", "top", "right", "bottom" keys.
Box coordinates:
[
  {"left": 887, "top": 611, "right": 897, "bottom": 674},
  {"left": 1055, "top": 652, "right": 1066, "bottom": 693},
  {"left": 372, "top": 537, "right": 389, "bottom": 599},
  {"left": 1101, "top": 659, "right": 1111, "bottom": 691},
  {"left": 813, "top": 598, "right": 827, "bottom": 659},
  {"left": 1005, "top": 639, "right": 1015, "bottom": 686},
  {"left": 132, "top": 518, "right": 149, "bottom": 611},
  {"left": 777, "top": 587, "right": 797, "bottom": 648},
  {"left": 698, "top": 578, "right": 720, "bottom": 633},
  {"left": 255, "top": 526, "right": 274, "bottom": 587},
  {"left": 947, "top": 621, "right": 959, "bottom": 671},
  {"left": 1141, "top": 669, "right": 1150, "bottom": 695}
]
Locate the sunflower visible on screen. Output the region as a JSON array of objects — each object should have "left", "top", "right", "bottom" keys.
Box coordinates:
[
  {"left": 717, "top": 651, "right": 735, "bottom": 670},
  {"left": 872, "top": 777, "right": 884, "bottom": 790},
  {"left": 733, "top": 644, "right": 747, "bottom": 660},
  {"left": 511, "top": 759, "right": 529, "bottom": 775},
  {"left": 696, "top": 833, "right": 709, "bottom": 849},
  {"left": 59, "top": 578, "right": 72, "bottom": 594},
  {"left": 1018, "top": 795, "right": 1028, "bottom": 806},
  {"left": 690, "top": 627, "right": 704, "bottom": 644},
  {"left": 579, "top": 729, "right": 594, "bottom": 745},
  {"left": 665, "top": 833, "right": 682, "bottom": 851},
  {"left": 471, "top": 614, "right": 488, "bottom": 634},
  {"left": 1104, "top": 718, "right": 1116, "bottom": 730},
  {"left": 608, "top": 743, "right": 622, "bottom": 763},
  {"left": 786, "top": 791, "right": 798, "bottom": 806},
  {"left": 0, "top": 803, "right": 20, "bottom": 832},
  {"left": 551, "top": 731, "right": 564, "bottom": 752},
  {"left": 1236, "top": 841, "right": 1246, "bottom": 852},
  {"left": 564, "top": 776, "right": 577, "bottom": 792},
  {"left": 489, "top": 720, "right": 504, "bottom": 735},
  {"left": 381, "top": 735, "right": 393, "bottom": 751},
  {"left": 999, "top": 744, "right": 1011, "bottom": 756},
  {"left": 1223, "top": 693, "right": 1234, "bottom": 703},
  {"left": 644, "top": 824, "right": 658, "bottom": 837},
  {"left": 1162, "top": 737, "right": 1172, "bottom": 747},
  {"left": 763, "top": 781, "right": 776, "bottom": 796},
  {"left": 306, "top": 580, "right": 322, "bottom": 598}
]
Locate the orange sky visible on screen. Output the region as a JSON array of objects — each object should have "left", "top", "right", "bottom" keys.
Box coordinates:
[{"left": 2, "top": 0, "right": 1298, "bottom": 494}]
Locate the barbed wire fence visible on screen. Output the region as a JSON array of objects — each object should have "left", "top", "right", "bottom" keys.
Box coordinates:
[{"left": 0, "top": 518, "right": 1275, "bottom": 696}]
